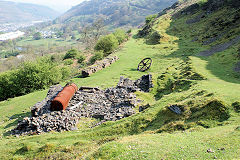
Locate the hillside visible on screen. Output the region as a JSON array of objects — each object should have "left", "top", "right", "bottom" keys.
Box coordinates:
[
  {"left": 57, "top": 0, "right": 178, "bottom": 28},
  {"left": 0, "top": 0, "right": 59, "bottom": 23},
  {"left": 0, "top": 0, "right": 240, "bottom": 159}
]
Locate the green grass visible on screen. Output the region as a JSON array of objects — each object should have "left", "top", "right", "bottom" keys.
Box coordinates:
[
  {"left": 0, "top": 2, "right": 240, "bottom": 159},
  {"left": 92, "top": 125, "right": 240, "bottom": 160},
  {"left": 191, "top": 56, "right": 240, "bottom": 103},
  {"left": 17, "top": 37, "right": 77, "bottom": 48}
]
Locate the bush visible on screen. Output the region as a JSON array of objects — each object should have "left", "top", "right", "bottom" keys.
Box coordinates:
[
  {"left": 0, "top": 57, "right": 71, "bottom": 101},
  {"left": 147, "top": 31, "right": 161, "bottom": 44},
  {"left": 127, "top": 29, "right": 132, "bottom": 34},
  {"left": 64, "top": 49, "right": 79, "bottom": 60},
  {"left": 77, "top": 55, "right": 86, "bottom": 64},
  {"left": 113, "top": 29, "right": 127, "bottom": 44},
  {"left": 60, "top": 66, "right": 71, "bottom": 80},
  {"left": 64, "top": 59, "right": 74, "bottom": 65},
  {"left": 94, "top": 34, "right": 119, "bottom": 55},
  {"left": 232, "top": 101, "right": 240, "bottom": 112},
  {"left": 33, "top": 32, "right": 42, "bottom": 40},
  {"left": 89, "top": 51, "right": 104, "bottom": 64},
  {"left": 145, "top": 14, "right": 157, "bottom": 24},
  {"left": 50, "top": 54, "right": 64, "bottom": 63}
]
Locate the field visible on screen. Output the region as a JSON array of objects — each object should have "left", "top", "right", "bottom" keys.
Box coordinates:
[{"left": 0, "top": 3, "right": 240, "bottom": 159}]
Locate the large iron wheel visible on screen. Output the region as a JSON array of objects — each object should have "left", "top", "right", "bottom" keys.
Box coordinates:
[{"left": 137, "top": 58, "right": 152, "bottom": 72}]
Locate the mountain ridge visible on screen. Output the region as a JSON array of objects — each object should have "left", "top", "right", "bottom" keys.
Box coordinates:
[
  {"left": 57, "top": 0, "right": 177, "bottom": 28},
  {"left": 0, "top": 0, "right": 59, "bottom": 23}
]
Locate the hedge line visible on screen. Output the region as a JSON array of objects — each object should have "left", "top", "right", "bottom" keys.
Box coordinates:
[{"left": 0, "top": 57, "right": 71, "bottom": 101}]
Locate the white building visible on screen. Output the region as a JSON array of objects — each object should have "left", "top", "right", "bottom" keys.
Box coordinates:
[{"left": 0, "top": 31, "right": 25, "bottom": 41}]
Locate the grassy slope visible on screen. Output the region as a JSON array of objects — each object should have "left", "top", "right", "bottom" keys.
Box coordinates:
[
  {"left": 93, "top": 126, "right": 240, "bottom": 160},
  {"left": 0, "top": 2, "right": 240, "bottom": 160}
]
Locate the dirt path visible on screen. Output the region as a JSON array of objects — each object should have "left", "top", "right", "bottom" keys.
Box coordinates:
[{"left": 199, "top": 35, "right": 240, "bottom": 56}]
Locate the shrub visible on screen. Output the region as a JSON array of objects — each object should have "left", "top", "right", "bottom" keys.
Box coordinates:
[
  {"left": 50, "top": 54, "right": 64, "bottom": 63},
  {"left": 33, "top": 32, "right": 42, "bottom": 40},
  {"left": 0, "top": 70, "right": 18, "bottom": 100},
  {"left": 232, "top": 101, "right": 240, "bottom": 112},
  {"left": 94, "top": 34, "right": 119, "bottom": 55},
  {"left": 64, "top": 49, "right": 79, "bottom": 60},
  {"left": 64, "top": 59, "right": 74, "bottom": 65},
  {"left": 77, "top": 55, "right": 86, "bottom": 64},
  {"left": 127, "top": 29, "right": 132, "bottom": 34},
  {"left": 17, "top": 58, "right": 63, "bottom": 93},
  {"left": 113, "top": 29, "right": 127, "bottom": 44},
  {"left": 0, "top": 57, "right": 71, "bottom": 101},
  {"left": 145, "top": 14, "right": 157, "bottom": 24},
  {"left": 60, "top": 66, "right": 71, "bottom": 80},
  {"left": 89, "top": 51, "right": 104, "bottom": 64},
  {"left": 147, "top": 31, "right": 161, "bottom": 44}
]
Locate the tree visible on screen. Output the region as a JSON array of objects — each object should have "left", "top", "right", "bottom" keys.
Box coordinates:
[
  {"left": 145, "top": 14, "right": 157, "bottom": 24},
  {"left": 56, "top": 31, "right": 63, "bottom": 38},
  {"left": 89, "top": 51, "right": 103, "bottom": 64},
  {"left": 80, "top": 18, "right": 105, "bottom": 49},
  {"left": 94, "top": 34, "right": 119, "bottom": 55},
  {"left": 113, "top": 29, "right": 127, "bottom": 44},
  {"left": 77, "top": 55, "right": 86, "bottom": 64},
  {"left": 33, "top": 32, "right": 42, "bottom": 40},
  {"left": 64, "top": 49, "right": 79, "bottom": 60},
  {"left": 92, "top": 19, "right": 104, "bottom": 41},
  {"left": 0, "top": 57, "right": 71, "bottom": 101}
]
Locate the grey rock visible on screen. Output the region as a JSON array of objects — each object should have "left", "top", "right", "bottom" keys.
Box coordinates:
[
  {"left": 11, "top": 74, "right": 153, "bottom": 135},
  {"left": 199, "top": 35, "right": 240, "bottom": 56},
  {"left": 82, "top": 56, "right": 119, "bottom": 77}
]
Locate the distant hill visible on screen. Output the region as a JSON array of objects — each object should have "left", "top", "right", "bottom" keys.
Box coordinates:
[
  {"left": 57, "top": 0, "right": 177, "bottom": 28},
  {"left": 0, "top": 0, "right": 59, "bottom": 23}
]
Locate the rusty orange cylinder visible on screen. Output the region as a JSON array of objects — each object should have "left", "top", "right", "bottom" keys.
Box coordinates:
[{"left": 50, "top": 83, "right": 78, "bottom": 111}]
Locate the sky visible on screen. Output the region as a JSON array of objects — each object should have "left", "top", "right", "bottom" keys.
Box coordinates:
[{"left": 3, "top": 0, "right": 85, "bottom": 13}]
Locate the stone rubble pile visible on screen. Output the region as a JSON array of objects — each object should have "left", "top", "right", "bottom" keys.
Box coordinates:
[
  {"left": 82, "top": 56, "right": 119, "bottom": 77},
  {"left": 31, "top": 85, "right": 63, "bottom": 117},
  {"left": 11, "top": 110, "right": 80, "bottom": 135},
  {"left": 11, "top": 74, "right": 153, "bottom": 136}
]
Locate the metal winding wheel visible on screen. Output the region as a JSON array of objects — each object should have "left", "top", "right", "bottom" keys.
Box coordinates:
[{"left": 137, "top": 58, "right": 152, "bottom": 72}]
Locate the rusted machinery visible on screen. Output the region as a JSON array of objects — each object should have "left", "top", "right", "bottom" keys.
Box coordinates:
[
  {"left": 137, "top": 58, "right": 152, "bottom": 72},
  {"left": 50, "top": 83, "right": 78, "bottom": 111}
]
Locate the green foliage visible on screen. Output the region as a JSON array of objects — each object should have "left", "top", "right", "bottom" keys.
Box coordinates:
[
  {"left": 1, "top": 3, "right": 240, "bottom": 159},
  {"left": 145, "top": 14, "right": 157, "bottom": 24},
  {"left": 146, "top": 30, "right": 161, "bottom": 44},
  {"left": 40, "top": 143, "right": 57, "bottom": 152},
  {"left": 0, "top": 57, "right": 71, "bottom": 101},
  {"left": 60, "top": 66, "right": 71, "bottom": 80},
  {"left": 0, "top": 50, "right": 19, "bottom": 58},
  {"left": 50, "top": 54, "right": 64, "bottom": 63},
  {"left": 77, "top": 55, "right": 86, "bottom": 64},
  {"left": 57, "top": 0, "right": 175, "bottom": 28},
  {"left": 156, "top": 61, "right": 205, "bottom": 99},
  {"left": 94, "top": 34, "right": 119, "bottom": 55},
  {"left": 113, "top": 29, "right": 127, "bottom": 44},
  {"left": 232, "top": 101, "right": 240, "bottom": 112},
  {"left": 64, "top": 59, "right": 74, "bottom": 65},
  {"left": 127, "top": 29, "right": 132, "bottom": 34},
  {"left": 56, "top": 31, "right": 63, "bottom": 38},
  {"left": 64, "top": 49, "right": 79, "bottom": 60},
  {"left": 89, "top": 51, "right": 104, "bottom": 64},
  {"left": 33, "top": 32, "right": 42, "bottom": 40}
]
